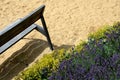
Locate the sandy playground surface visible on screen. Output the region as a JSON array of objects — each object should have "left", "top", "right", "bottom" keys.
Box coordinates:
[{"left": 0, "top": 0, "right": 120, "bottom": 79}]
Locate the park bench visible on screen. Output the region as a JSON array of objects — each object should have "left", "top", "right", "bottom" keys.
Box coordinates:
[{"left": 0, "top": 5, "right": 54, "bottom": 54}]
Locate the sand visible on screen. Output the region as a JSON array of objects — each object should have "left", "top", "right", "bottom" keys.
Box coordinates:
[{"left": 0, "top": 0, "right": 120, "bottom": 79}]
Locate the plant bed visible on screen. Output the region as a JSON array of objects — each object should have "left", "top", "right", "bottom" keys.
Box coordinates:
[
  {"left": 15, "top": 22, "right": 120, "bottom": 80},
  {"left": 49, "top": 22, "right": 120, "bottom": 80}
]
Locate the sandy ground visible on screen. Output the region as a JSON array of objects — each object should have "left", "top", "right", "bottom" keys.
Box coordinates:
[{"left": 0, "top": 0, "right": 120, "bottom": 79}]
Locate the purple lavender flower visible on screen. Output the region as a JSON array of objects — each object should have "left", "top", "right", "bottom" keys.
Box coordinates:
[{"left": 49, "top": 23, "right": 120, "bottom": 80}]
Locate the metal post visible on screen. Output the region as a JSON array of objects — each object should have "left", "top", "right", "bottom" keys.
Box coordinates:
[{"left": 41, "top": 15, "right": 54, "bottom": 50}]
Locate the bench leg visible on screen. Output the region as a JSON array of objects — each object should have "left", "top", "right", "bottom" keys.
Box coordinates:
[{"left": 41, "top": 15, "right": 54, "bottom": 50}]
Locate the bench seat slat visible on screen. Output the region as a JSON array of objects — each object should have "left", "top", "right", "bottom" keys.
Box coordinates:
[{"left": 0, "top": 24, "right": 37, "bottom": 54}]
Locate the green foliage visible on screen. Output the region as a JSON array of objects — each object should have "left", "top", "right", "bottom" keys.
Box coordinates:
[
  {"left": 74, "top": 41, "right": 87, "bottom": 53},
  {"left": 14, "top": 49, "right": 71, "bottom": 80},
  {"left": 88, "top": 24, "right": 114, "bottom": 40}
]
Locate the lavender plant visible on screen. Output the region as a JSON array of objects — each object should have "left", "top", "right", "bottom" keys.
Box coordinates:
[{"left": 49, "top": 22, "right": 120, "bottom": 80}]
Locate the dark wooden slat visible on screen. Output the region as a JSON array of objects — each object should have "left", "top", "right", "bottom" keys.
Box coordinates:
[
  {"left": 0, "top": 5, "right": 45, "bottom": 47},
  {"left": 0, "top": 24, "right": 37, "bottom": 54}
]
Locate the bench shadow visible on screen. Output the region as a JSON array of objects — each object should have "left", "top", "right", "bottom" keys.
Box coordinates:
[{"left": 0, "top": 38, "right": 73, "bottom": 80}]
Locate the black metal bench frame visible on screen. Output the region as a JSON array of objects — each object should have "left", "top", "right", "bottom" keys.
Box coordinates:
[{"left": 0, "top": 5, "right": 53, "bottom": 54}]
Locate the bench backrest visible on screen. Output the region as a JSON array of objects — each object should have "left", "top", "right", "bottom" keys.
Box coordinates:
[
  {"left": 0, "top": 5, "right": 53, "bottom": 54},
  {"left": 0, "top": 5, "right": 45, "bottom": 47}
]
